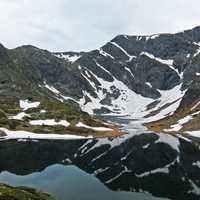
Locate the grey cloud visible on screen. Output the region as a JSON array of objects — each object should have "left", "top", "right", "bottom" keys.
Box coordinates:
[{"left": 0, "top": 0, "right": 199, "bottom": 52}]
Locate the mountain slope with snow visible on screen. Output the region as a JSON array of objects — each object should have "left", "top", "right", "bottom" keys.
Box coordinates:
[{"left": 0, "top": 26, "right": 200, "bottom": 139}]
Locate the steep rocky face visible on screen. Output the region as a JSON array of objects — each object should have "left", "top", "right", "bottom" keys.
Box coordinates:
[{"left": 0, "top": 44, "right": 9, "bottom": 65}]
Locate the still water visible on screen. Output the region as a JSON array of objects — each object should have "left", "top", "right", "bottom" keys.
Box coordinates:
[
  {"left": 0, "top": 117, "right": 199, "bottom": 200},
  {"left": 0, "top": 164, "right": 167, "bottom": 200}
]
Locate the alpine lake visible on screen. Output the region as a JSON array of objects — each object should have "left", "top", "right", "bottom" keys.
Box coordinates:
[{"left": 0, "top": 116, "right": 199, "bottom": 200}]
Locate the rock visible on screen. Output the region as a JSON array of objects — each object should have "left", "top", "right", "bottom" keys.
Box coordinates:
[{"left": 0, "top": 131, "right": 6, "bottom": 137}]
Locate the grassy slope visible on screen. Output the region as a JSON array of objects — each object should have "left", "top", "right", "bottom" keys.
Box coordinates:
[
  {"left": 0, "top": 183, "right": 56, "bottom": 200},
  {"left": 0, "top": 46, "right": 124, "bottom": 138},
  {"left": 0, "top": 96, "right": 123, "bottom": 138},
  {"left": 146, "top": 100, "right": 200, "bottom": 134}
]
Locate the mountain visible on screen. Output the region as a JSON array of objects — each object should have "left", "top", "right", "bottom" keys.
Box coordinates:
[{"left": 0, "top": 26, "right": 200, "bottom": 139}]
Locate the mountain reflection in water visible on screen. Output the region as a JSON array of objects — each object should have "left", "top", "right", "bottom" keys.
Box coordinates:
[{"left": 0, "top": 118, "right": 200, "bottom": 200}]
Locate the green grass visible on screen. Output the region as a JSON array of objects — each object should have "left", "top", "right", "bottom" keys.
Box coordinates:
[
  {"left": 0, "top": 96, "right": 120, "bottom": 137},
  {"left": 0, "top": 183, "right": 56, "bottom": 200}
]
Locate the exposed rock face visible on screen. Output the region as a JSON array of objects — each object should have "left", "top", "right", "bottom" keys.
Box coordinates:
[
  {"left": 0, "top": 131, "right": 6, "bottom": 137},
  {"left": 0, "top": 44, "right": 9, "bottom": 65}
]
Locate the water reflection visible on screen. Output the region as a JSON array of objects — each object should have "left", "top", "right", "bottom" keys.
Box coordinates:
[
  {"left": 0, "top": 164, "right": 167, "bottom": 200},
  {"left": 0, "top": 122, "right": 200, "bottom": 200}
]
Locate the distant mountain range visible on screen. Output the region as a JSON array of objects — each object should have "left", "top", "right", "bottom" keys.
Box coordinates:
[{"left": 0, "top": 26, "right": 200, "bottom": 139}]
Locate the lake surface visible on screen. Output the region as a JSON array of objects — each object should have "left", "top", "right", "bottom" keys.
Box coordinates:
[
  {"left": 0, "top": 117, "right": 200, "bottom": 200},
  {"left": 0, "top": 164, "right": 168, "bottom": 200}
]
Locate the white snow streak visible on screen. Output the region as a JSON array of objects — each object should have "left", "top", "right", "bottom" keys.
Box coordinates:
[
  {"left": 76, "top": 122, "right": 112, "bottom": 131},
  {"left": 140, "top": 52, "right": 181, "bottom": 77},
  {"left": 110, "top": 42, "right": 136, "bottom": 61},
  {"left": 20, "top": 100, "right": 40, "bottom": 111},
  {"left": 54, "top": 53, "right": 81, "bottom": 63},
  {"left": 9, "top": 112, "right": 30, "bottom": 120}
]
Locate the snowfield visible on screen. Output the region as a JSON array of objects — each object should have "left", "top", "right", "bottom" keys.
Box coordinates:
[
  {"left": 187, "top": 131, "right": 200, "bottom": 138},
  {"left": 0, "top": 128, "right": 92, "bottom": 140},
  {"left": 79, "top": 66, "right": 186, "bottom": 124},
  {"left": 76, "top": 122, "right": 112, "bottom": 131},
  {"left": 29, "top": 119, "right": 70, "bottom": 127}
]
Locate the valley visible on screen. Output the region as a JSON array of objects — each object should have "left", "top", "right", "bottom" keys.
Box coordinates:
[
  {"left": 0, "top": 26, "right": 200, "bottom": 200},
  {"left": 0, "top": 26, "right": 200, "bottom": 140}
]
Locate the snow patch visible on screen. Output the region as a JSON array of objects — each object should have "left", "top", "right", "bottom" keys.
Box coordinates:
[
  {"left": 94, "top": 60, "right": 112, "bottom": 76},
  {"left": 136, "top": 159, "right": 176, "bottom": 177},
  {"left": 191, "top": 101, "right": 200, "bottom": 111},
  {"left": 140, "top": 52, "right": 181, "bottom": 77},
  {"left": 124, "top": 67, "right": 135, "bottom": 79},
  {"left": 110, "top": 42, "right": 136, "bottom": 61},
  {"left": 144, "top": 84, "right": 186, "bottom": 122},
  {"left": 40, "top": 110, "right": 46, "bottom": 113},
  {"left": 99, "top": 48, "right": 114, "bottom": 59},
  {"left": 44, "top": 82, "right": 77, "bottom": 103},
  {"left": 0, "top": 128, "right": 90, "bottom": 140},
  {"left": 29, "top": 119, "right": 70, "bottom": 127},
  {"left": 79, "top": 67, "right": 185, "bottom": 123},
  {"left": 76, "top": 122, "right": 112, "bottom": 131},
  {"left": 193, "top": 161, "right": 200, "bottom": 168},
  {"left": 79, "top": 68, "right": 153, "bottom": 117},
  {"left": 140, "top": 52, "right": 173, "bottom": 66},
  {"left": 44, "top": 82, "right": 60, "bottom": 95},
  {"left": 149, "top": 34, "right": 159, "bottom": 40},
  {"left": 165, "top": 115, "right": 193, "bottom": 132},
  {"left": 9, "top": 112, "right": 30, "bottom": 120},
  {"left": 54, "top": 53, "right": 81, "bottom": 63},
  {"left": 20, "top": 100, "right": 40, "bottom": 111},
  {"left": 193, "top": 48, "right": 200, "bottom": 57},
  {"left": 187, "top": 131, "right": 200, "bottom": 138},
  {"left": 164, "top": 111, "right": 200, "bottom": 132},
  {"left": 146, "top": 82, "right": 152, "bottom": 88}
]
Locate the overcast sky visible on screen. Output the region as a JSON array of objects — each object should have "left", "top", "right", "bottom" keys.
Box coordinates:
[{"left": 0, "top": 0, "right": 199, "bottom": 52}]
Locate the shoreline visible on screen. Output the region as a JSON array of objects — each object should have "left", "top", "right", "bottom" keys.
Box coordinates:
[{"left": 0, "top": 125, "right": 126, "bottom": 141}]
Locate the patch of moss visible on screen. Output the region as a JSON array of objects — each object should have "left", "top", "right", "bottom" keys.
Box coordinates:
[
  {"left": 0, "top": 97, "right": 20, "bottom": 115},
  {"left": 0, "top": 110, "right": 7, "bottom": 119}
]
